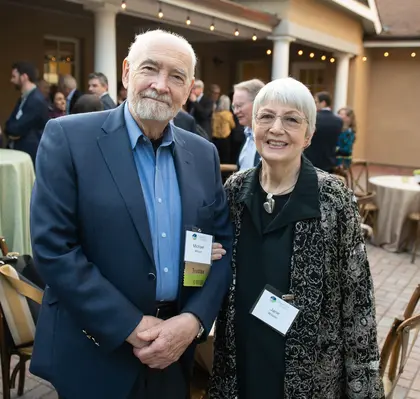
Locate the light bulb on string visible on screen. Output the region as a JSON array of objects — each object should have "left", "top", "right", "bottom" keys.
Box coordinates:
[
  {"left": 411, "top": 52, "right": 416, "bottom": 58},
  {"left": 158, "top": 9, "right": 163, "bottom": 18},
  {"left": 362, "top": 56, "right": 367, "bottom": 61},
  {"left": 234, "top": 28, "right": 239, "bottom": 36},
  {"left": 384, "top": 52, "right": 389, "bottom": 57},
  {"left": 210, "top": 23, "right": 215, "bottom": 31},
  {"left": 252, "top": 33, "right": 257, "bottom": 41},
  {"left": 309, "top": 52, "right": 315, "bottom": 58},
  {"left": 298, "top": 50, "right": 303, "bottom": 56},
  {"left": 186, "top": 15, "right": 191, "bottom": 25},
  {"left": 321, "top": 55, "right": 326, "bottom": 61},
  {"left": 330, "top": 57, "right": 335, "bottom": 63},
  {"left": 121, "top": 0, "right": 126, "bottom": 10},
  {"left": 266, "top": 49, "right": 272, "bottom": 55}
]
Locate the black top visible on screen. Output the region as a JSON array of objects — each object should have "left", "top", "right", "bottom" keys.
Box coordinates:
[
  {"left": 304, "top": 109, "right": 343, "bottom": 172},
  {"left": 235, "top": 168, "right": 294, "bottom": 399}
]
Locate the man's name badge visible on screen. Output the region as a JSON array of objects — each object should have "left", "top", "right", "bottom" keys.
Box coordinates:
[
  {"left": 250, "top": 284, "right": 299, "bottom": 336},
  {"left": 183, "top": 230, "right": 213, "bottom": 287}
]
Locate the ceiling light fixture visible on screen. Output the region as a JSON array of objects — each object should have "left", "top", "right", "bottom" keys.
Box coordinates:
[{"left": 121, "top": 0, "right": 126, "bottom": 10}]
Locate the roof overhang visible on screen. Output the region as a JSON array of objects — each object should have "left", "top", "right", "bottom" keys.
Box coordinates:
[
  {"left": 322, "top": 0, "right": 382, "bottom": 35},
  {"left": 364, "top": 40, "right": 420, "bottom": 48},
  {"left": 159, "top": 0, "right": 279, "bottom": 33}
]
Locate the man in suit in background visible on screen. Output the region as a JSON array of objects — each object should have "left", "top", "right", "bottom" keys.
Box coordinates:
[
  {"left": 172, "top": 109, "right": 197, "bottom": 133},
  {"left": 304, "top": 91, "right": 342, "bottom": 173},
  {"left": 30, "top": 29, "right": 233, "bottom": 399},
  {"left": 186, "top": 80, "right": 213, "bottom": 138},
  {"left": 58, "top": 74, "right": 83, "bottom": 114},
  {"left": 5, "top": 62, "right": 49, "bottom": 164},
  {"left": 88, "top": 72, "right": 117, "bottom": 110}
]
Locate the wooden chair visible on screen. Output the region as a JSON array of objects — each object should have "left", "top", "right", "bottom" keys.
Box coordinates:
[
  {"left": 380, "top": 314, "right": 420, "bottom": 398},
  {"left": 349, "top": 160, "right": 378, "bottom": 229},
  {"left": 0, "top": 236, "right": 9, "bottom": 256},
  {"left": 407, "top": 206, "right": 420, "bottom": 263},
  {"left": 379, "top": 284, "right": 420, "bottom": 398},
  {"left": 0, "top": 265, "right": 43, "bottom": 399}
]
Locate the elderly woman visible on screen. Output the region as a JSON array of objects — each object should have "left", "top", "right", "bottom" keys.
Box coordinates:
[{"left": 209, "top": 78, "right": 383, "bottom": 399}]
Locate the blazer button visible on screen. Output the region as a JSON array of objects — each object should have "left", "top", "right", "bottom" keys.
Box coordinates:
[{"left": 148, "top": 272, "right": 156, "bottom": 281}]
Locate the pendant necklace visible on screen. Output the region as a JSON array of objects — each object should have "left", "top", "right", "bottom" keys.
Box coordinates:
[{"left": 260, "top": 172, "right": 298, "bottom": 214}]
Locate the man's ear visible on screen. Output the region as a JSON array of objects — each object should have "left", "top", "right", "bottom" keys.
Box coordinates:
[{"left": 122, "top": 59, "right": 129, "bottom": 89}]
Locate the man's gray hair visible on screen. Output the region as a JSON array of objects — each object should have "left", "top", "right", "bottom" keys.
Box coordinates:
[
  {"left": 59, "top": 74, "right": 77, "bottom": 90},
  {"left": 233, "top": 79, "right": 264, "bottom": 102},
  {"left": 126, "top": 29, "right": 197, "bottom": 79},
  {"left": 194, "top": 80, "right": 204, "bottom": 89},
  {"left": 217, "top": 95, "right": 231, "bottom": 111},
  {"left": 253, "top": 77, "right": 317, "bottom": 137},
  {"left": 88, "top": 72, "right": 109, "bottom": 87}
]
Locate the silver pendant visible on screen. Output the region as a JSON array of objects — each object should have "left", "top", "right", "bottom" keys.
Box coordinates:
[{"left": 263, "top": 193, "right": 275, "bottom": 214}]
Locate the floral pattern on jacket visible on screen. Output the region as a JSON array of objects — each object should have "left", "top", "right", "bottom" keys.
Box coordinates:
[{"left": 209, "top": 167, "right": 384, "bottom": 399}]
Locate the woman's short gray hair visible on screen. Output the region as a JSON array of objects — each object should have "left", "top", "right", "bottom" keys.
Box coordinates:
[
  {"left": 253, "top": 78, "right": 317, "bottom": 137},
  {"left": 217, "top": 95, "right": 231, "bottom": 111}
]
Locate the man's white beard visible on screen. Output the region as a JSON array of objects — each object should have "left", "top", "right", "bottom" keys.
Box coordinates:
[{"left": 129, "top": 89, "right": 178, "bottom": 121}]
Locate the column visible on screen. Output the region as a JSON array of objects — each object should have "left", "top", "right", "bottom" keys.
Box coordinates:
[
  {"left": 89, "top": 3, "right": 118, "bottom": 102},
  {"left": 333, "top": 52, "right": 352, "bottom": 112},
  {"left": 269, "top": 36, "right": 295, "bottom": 80}
]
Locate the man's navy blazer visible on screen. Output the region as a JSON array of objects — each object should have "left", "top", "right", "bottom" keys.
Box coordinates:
[
  {"left": 29, "top": 104, "right": 233, "bottom": 398},
  {"left": 5, "top": 88, "right": 49, "bottom": 163}
]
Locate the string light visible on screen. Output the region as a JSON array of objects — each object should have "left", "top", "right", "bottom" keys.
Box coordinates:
[
  {"left": 411, "top": 52, "right": 416, "bottom": 58},
  {"left": 266, "top": 49, "right": 272, "bottom": 55},
  {"left": 186, "top": 15, "right": 191, "bottom": 25},
  {"left": 234, "top": 28, "right": 239, "bottom": 36},
  {"left": 121, "top": 0, "right": 126, "bottom": 10},
  {"left": 210, "top": 22, "right": 215, "bottom": 31},
  {"left": 321, "top": 55, "right": 326, "bottom": 61},
  {"left": 309, "top": 52, "right": 315, "bottom": 58},
  {"left": 362, "top": 56, "right": 367, "bottom": 61},
  {"left": 384, "top": 52, "right": 389, "bottom": 57},
  {"left": 252, "top": 33, "right": 257, "bottom": 41},
  {"left": 158, "top": 8, "right": 163, "bottom": 18},
  {"left": 330, "top": 57, "right": 335, "bottom": 63},
  {"left": 298, "top": 50, "right": 303, "bottom": 56}
]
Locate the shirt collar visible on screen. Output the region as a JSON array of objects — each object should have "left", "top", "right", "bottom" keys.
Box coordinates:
[
  {"left": 244, "top": 126, "right": 253, "bottom": 139},
  {"left": 124, "top": 102, "right": 175, "bottom": 150},
  {"left": 22, "top": 86, "right": 36, "bottom": 99},
  {"left": 67, "top": 88, "right": 76, "bottom": 101},
  {"left": 100, "top": 92, "right": 109, "bottom": 98}
]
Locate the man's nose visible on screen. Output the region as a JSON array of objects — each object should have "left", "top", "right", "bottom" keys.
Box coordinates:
[{"left": 151, "top": 73, "right": 170, "bottom": 94}]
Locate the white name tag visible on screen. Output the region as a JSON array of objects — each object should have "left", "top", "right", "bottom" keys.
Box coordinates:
[
  {"left": 16, "top": 110, "right": 23, "bottom": 120},
  {"left": 184, "top": 230, "right": 213, "bottom": 265},
  {"left": 250, "top": 285, "right": 299, "bottom": 336}
]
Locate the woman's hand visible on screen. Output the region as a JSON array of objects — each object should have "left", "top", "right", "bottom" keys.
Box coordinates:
[{"left": 212, "top": 242, "right": 226, "bottom": 261}]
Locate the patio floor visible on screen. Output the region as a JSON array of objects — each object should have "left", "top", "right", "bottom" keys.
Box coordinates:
[{"left": 1, "top": 244, "right": 419, "bottom": 399}]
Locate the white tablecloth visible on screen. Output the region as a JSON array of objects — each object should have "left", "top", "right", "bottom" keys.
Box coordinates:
[
  {"left": 369, "top": 175, "right": 420, "bottom": 252},
  {"left": 0, "top": 149, "right": 35, "bottom": 255}
]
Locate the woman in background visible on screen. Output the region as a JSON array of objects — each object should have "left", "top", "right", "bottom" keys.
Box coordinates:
[
  {"left": 212, "top": 95, "right": 235, "bottom": 164},
  {"left": 49, "top": 92, "right": 66, "bottom": 119},
  {"left": 336, "top": 106, "right": 356, "bottom": 169}
]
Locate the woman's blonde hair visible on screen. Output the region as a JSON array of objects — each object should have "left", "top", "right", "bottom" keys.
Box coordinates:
[
  {"left": 338, "top": 106, "right": 357, "bottom": 133},
  {"left": 217, "top": 95, "right": 231, "bottom": 111}
]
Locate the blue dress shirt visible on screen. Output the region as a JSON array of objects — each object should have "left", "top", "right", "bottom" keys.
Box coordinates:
[
  {"left": 238, "top": 127, "right": 258, "bottom": 171},
  {"left": 124, "top": 104, "right": 182, "bottom": 301}
]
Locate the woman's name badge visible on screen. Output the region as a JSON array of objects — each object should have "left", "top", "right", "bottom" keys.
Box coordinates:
[
  {"left": 183, "top": 230, "right": 213, "bottom": 287},
  {"left": 250, "top": 285, "right": 299, "bottom": 336}
]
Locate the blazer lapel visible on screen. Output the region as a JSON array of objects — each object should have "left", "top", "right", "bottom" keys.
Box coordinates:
[{"left": 97, "top": 106, "right": 155, "bottom": 267}]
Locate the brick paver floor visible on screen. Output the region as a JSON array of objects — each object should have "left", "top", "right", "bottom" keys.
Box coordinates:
[{"left": 1, "top": 244, "right": 419, "bottom": 399}]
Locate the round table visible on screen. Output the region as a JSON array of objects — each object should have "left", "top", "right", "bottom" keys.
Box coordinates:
[
  {"left": 369, "top": 175, "right": 420, "bottom": 252},
  {"left": 0, "top": 149, "right": 35, "bottom": 255}
]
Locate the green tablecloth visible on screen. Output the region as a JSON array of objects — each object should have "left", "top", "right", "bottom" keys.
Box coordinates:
[{"left": 0, "top": 149, "right": 35, "bottom": 255}]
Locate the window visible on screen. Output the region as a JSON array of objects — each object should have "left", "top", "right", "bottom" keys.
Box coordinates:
[
  {"left": 43, "top": 36, "right": 79, "bottom": 84},
  {"left": 291, "top": 62, "right": 327, "bottom": 94}
]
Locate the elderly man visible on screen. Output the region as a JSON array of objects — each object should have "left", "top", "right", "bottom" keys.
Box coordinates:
[
  {"left": 232, "top": 79, "right": 265, "bottom": 170},
  {"left": 88, "top": 72, "right": 117, "bottom": 110},
  {"left": 186, "top": 79, "right": 213, "bottom": 137},
  {"left": 30, "top": 29, "right": 233, "bottom": 399},
  {"left": 58, "top": 74, "right": 82, "bottom": 114}
]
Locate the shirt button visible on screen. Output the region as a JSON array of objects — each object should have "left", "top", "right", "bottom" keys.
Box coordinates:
[
  {"left": 164, "top": 267, "right": 169, "bottom": 273},
  {"left": 161, "top": 232, "right": 166, "bottom": 238},
  {"left": 158, "top": 198, "right": 162, "bottom": 203}
]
